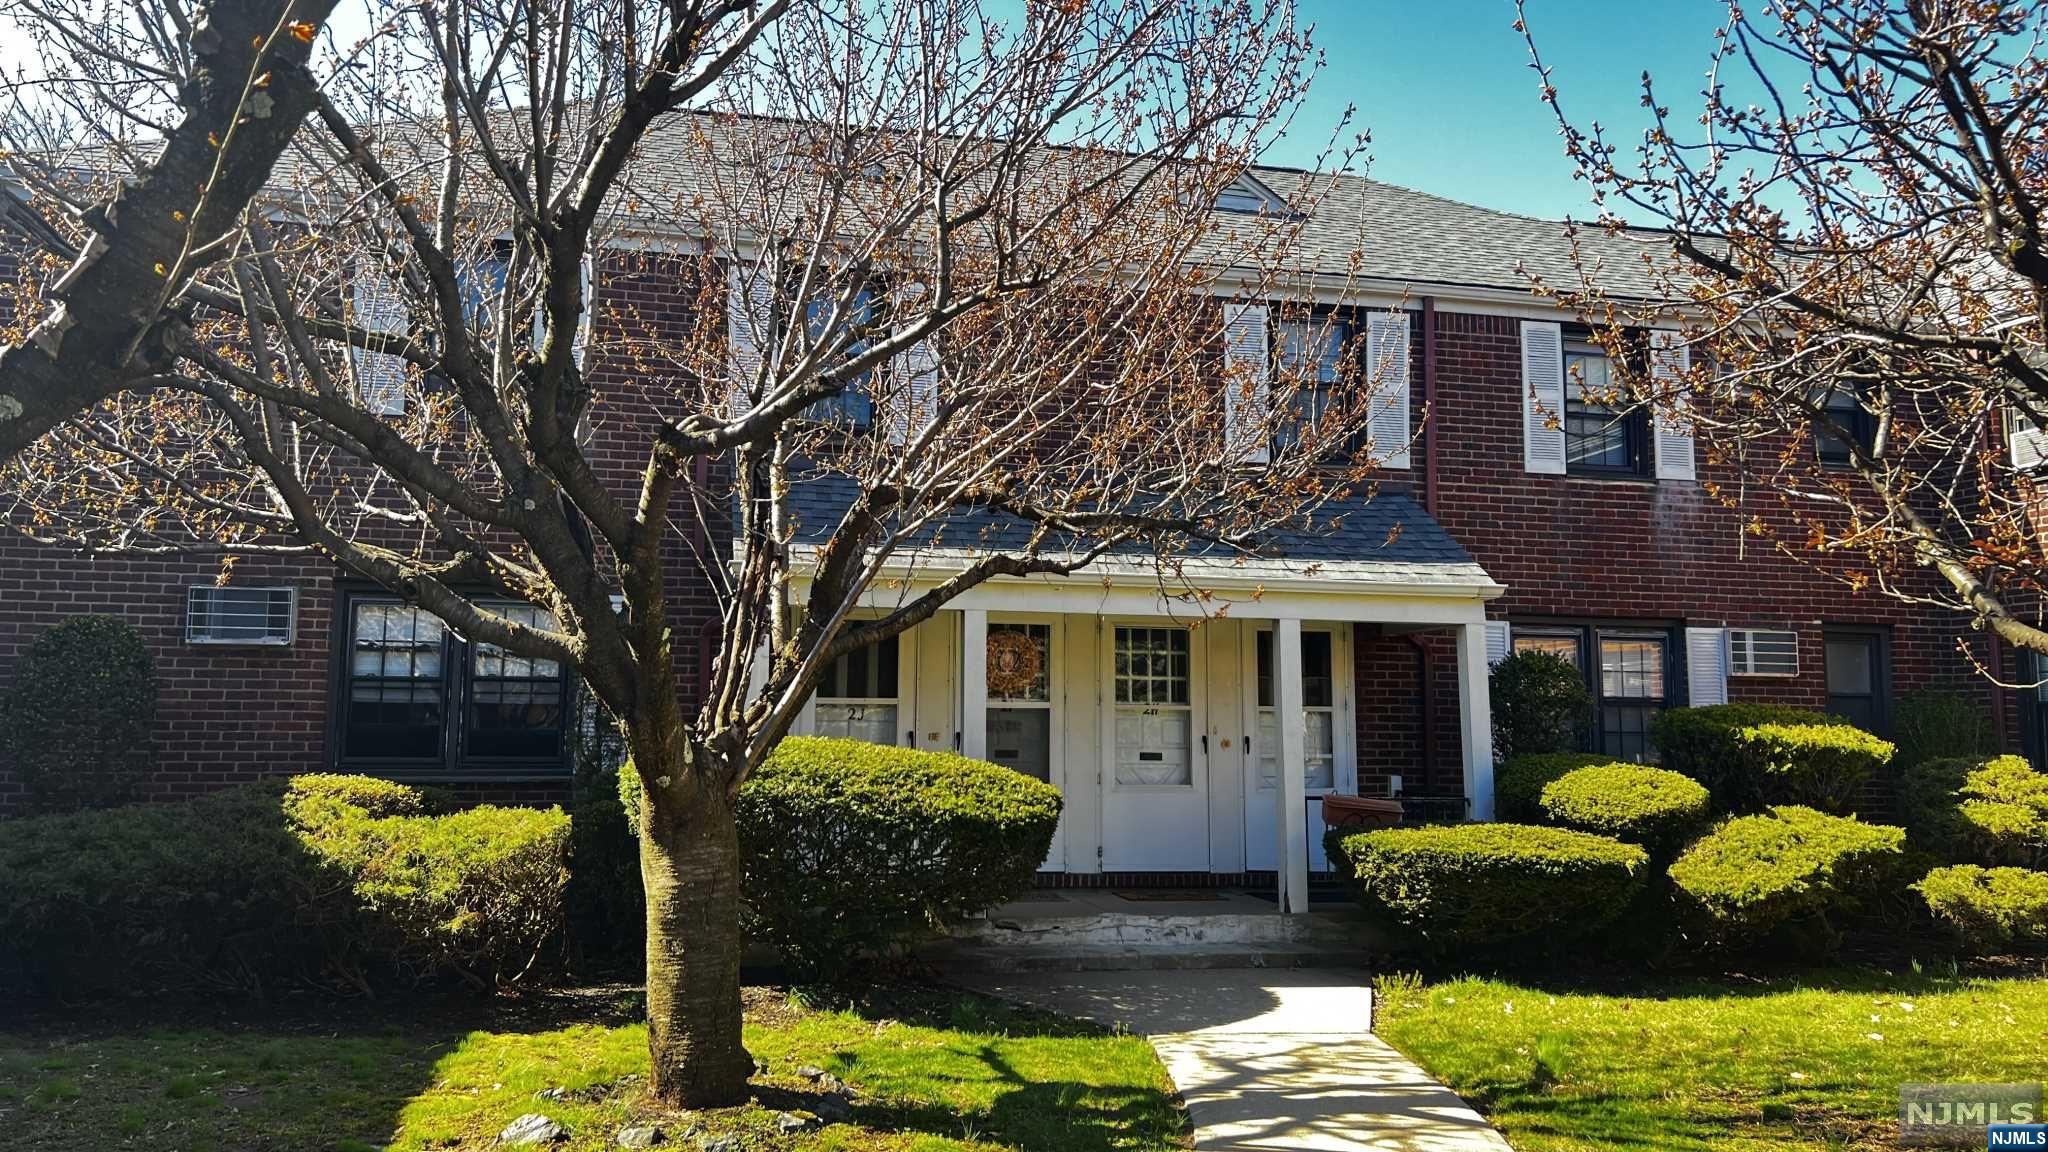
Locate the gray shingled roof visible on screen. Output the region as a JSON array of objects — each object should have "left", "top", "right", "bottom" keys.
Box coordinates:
[
  {"left": 206, "top": 108, "right": 1679, "bottom": 304},
  {"left": 1248, "top": 166, "right": 1679, "bottom": 300},
  {"left": 780, "top": 473, "right": 1477, "bottom": 568}
]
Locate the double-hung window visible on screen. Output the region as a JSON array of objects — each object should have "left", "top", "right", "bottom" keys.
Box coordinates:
[
  {"left": 1814, "top": 384, "right": 1876, "bottom": 467},
  {"left": 1273, "top": 313, "right": 1351, "bottom": 455},
  {"left": 335, "top": 592, "right": 570, "bottom": 775},
  {"left": 1511, "top": 622, "right": 1673, "bottom": 762},
  {"left": 799, "top": 283, "right": 881, "bottom": 429},
  {"left": 1564, "top": 341, "right": 1649, "bottom": 476}
]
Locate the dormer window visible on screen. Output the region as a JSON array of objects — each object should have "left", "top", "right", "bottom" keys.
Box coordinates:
[{"left": 1215, "top": 172, "right": 1288, "bottom": 216}]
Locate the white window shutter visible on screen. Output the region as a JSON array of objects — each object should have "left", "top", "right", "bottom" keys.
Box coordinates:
[
  {"left": 726, "top": 259, "right": 776, "bottom": 417},
  {"left": 350, "top": 266, "right": 408, "bottom": 416},
  {"left": 532, "top": 253, "right": 596, "bottom": 369},
  {"left": 1222, "top": 302, "right": 1271, "bottom": 465},
  {"left": 1366, "top": 311, "right": 1412, "bottom": 469},
  {"left": 1520, "top": 320, "right": 1566, "bottom": 474},
  {"left": 1484, "top": 621, "right": 1511, "bottom": 667},
  {"left": 1651, "top": 329, "right": 1696, "bottom": 481},
  {"left": 1686, "top": 627, "right": 1729, "bottom": 706},
  {"left": 887, "top": 337, "right": 939, "bottom": 445},
  {"left": 2009, "top": 409, "right": 2048, "bottom": 470}
]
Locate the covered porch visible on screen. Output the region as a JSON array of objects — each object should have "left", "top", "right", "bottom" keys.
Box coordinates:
[{"left": 789, "top": 493, "right": 1503, "bottom": 915}]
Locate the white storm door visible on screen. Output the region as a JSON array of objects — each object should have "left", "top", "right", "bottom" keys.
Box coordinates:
[
  {"left": 1100, "top": 623, "right": 1209, "bottom": 871},
  {"left": 984, "top": 617, "right": 1066, "bottom": 870},
  {"left": 811, "top": 630, "right": 905, "bottom": 746},
  {"left": 1244, "top": 626, "right": 1354, "bottom": 872}
]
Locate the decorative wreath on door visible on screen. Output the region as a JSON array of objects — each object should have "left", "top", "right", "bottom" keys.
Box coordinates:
[{"left": 986, "top": 630, "right": 1043, "bottom": 699}]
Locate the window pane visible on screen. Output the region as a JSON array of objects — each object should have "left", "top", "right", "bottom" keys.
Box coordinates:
[
  {"left": 1514, "top": 633, "right": 1581, "bottom": 671},
  {"left": 1115, "top": 627, "right": 1189, "bottom": 707},
  {"left": 1302, "top": 631, "right": 1333, "bottom": 709},
  {"left": 987, "top": 623, "right": 1051, "bottom": 702},
  {"left": 1599, "top": 637, "right": 1665, "bottom": 701},
  {"left": 817, "top": 633, "right": 899, "bottom": 702},
  {"left": 344, "top": 603, "right": 445, "bottom": 760},
  {"left": 1565, "top": 348, "right": 1632, "bottom": 469},
  {"left": 815, "top": 702, "right": 898, "bottom": 745},
  {"left": 467, "top": 603, "right": 565, "bottom": 761},
  {"left": 988, "top": 707, "right": 1051, "bottom": 781},
  {"left": 801, "top": 284, "right": 879, "bottom": 426},
  {"left": 1825, "top": 638, "right": 1873, "bottom": 695}
]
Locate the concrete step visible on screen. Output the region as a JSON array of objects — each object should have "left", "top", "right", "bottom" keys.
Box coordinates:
[
  {"left": 928, "top": 940, "right": 1370, "bottom": 974},
  {"left": 951, "top": 907, "right": 1374, "bottom": 949}
]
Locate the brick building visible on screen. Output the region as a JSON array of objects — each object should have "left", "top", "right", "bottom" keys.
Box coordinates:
[{"left": 0, "top": 156, "right": 2022, "bottom": 885}]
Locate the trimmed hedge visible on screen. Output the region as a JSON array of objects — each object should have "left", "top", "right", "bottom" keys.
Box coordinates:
[
  {"left": 1651, "top": 704, "right": 1892, "bottom": 813},
  {"left": 0, "top": 614, "right": 156, "bottom": 812},
  {"left": 1891, "top": 690, "right": 1995, "bottom": 773},
  {"left": 1497, "top": 752, "right": 1623, "bottom": 822},
  {"left": 1668, "top": 805, "right": 1905, "bottom": 938},
  {"left": 1538, "top": 765, "right": 1711, "bottom": 858},
  {"left": 1915, "top": 865, "right": 2048, "bottom": 950},
  {"left": 620, "top": 736, "right": 1062, "bottom": 977},
  {"left": 1900, "top": 754, "right": 2048, "bottom": 868},
  {"left": 1337, "top": 822, "right": 1647, "bottom": 946},
  {"left": 0, "top": 776, "right": 569, "bottom": 996},
  {"left": 1490, "top": 650, "right": 1592, "bottom": 762}
]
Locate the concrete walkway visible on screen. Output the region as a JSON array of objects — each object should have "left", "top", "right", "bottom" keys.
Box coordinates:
[{"left": 961, "top": 969, "right": 1511, "bottom": 1152}]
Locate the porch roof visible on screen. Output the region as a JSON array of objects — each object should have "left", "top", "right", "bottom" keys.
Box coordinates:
[{"left": 780, "top": 474, "right": 1499, "bottom": 596}]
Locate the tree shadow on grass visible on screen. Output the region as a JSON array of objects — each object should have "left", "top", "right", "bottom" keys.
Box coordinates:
[{"left": 1, "top": 985, "right": 647, "bottom": 1152}]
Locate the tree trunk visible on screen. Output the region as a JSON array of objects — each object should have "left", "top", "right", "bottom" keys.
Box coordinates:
[{"left": 639, "top": 746, "right": 753, "bottom": 1107}]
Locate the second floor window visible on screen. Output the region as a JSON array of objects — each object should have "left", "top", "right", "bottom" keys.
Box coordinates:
[
  {"left": 1815, "top": 384, "right": 1875, "bottom": 467},
  {"left": 1565, "top": 342, "right": 1649, "bottom": 476},
  {"left": 1274, "top": 313, "right": 1351, "bottom": 455},
  {"left": 800, "top": 283, "right": 880, "bottom": 429}
]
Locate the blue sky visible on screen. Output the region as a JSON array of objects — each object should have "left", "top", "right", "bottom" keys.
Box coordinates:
[{"left": 1270, "top": 0, "right": 1731, "bottom": 221}]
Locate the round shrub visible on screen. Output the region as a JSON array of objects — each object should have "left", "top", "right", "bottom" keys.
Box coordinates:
[
  {"left": 1538, "top": 765, "right": 1711, "bottom": 858},
  {"left": 1668, "top": 805, "right": 1905, "bottom": 939},
  {"left": 0, "top": 614, "right": 156, "bottom": 812},
  {"left": 1337, "top": 822, "right": 1647, "bottom": 946},
  {"left": 1497, "top": 752, "right": 1622, "bottom": 821},
  {"left": 731, "top": 736, "right": 1062, "bottom": 977},
  {"left": 0, "top": 775, "right": 569, "bottom": 997},
  {"left": 1651, "top": 703, "right": 1892, "bottom": 813},
  {"left": 1915, "top": 865, "right": 2048, "bottom": 951},
  {"left": 1490, "top": 650, "right": 1592, "bottom": 761},
  {"left": 1900, "top": 754, "right": 2048, "bottom": 868}
]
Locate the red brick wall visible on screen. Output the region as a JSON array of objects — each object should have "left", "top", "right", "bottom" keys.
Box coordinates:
[
  {"left": 0, "top": 249, "right": 725, "bottom": 813},
  {"left": 1348, "top": 305, "right": 2011, "bottom": 812}
]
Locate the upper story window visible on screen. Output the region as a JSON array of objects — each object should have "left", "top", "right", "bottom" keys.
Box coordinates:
[
  {"left": 799, "top": 282, "right": 881, "bottom": 429},
  {"left": 1815, "top": 384, "right": 1875, "bottom": 467},
  {"left": 1215, "top": 173, "right": 1289, "bottom": 215},
  {"left": 1564, "top": 341, "right": 1649, "bottom": 477},
  {"left": 1273, "top": 313, "right": 1352, "bottom": 454},
  {"left": 335, "top": 591, "right": 570, "bottom": 777}
]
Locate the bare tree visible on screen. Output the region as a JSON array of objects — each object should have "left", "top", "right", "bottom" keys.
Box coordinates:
[
  {"left": 0, "top": 0, "right": 345, "bottom": 457},
  {"left": 1, "top": 0, "right": 1393, "bottom": 1105},
  {"left": 1517, "top": 0, "right": 2048, "bottom": 663}
]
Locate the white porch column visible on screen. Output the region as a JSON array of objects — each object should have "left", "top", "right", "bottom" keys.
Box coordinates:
[
  {"left": 1456, "top": 622, "right": 1497, "bottom": 821},
  {"left": 1274, "top": 617, "right": 1311, "bottom": 913},
  {"left": 960, "top": 609, "right": 988, "bottom": 760}
]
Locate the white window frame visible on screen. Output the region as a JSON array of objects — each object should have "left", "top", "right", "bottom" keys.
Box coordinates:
[{"left": 185, "top": 585, "right": 297, "bottom": 646}]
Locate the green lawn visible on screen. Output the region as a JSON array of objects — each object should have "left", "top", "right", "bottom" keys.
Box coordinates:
[
  {"left": 1374, "top": 967, "right": 2048, "bottom": 1152},
  {"left": 0, "top": 986, "right": 1185, "bottom": 1152}
]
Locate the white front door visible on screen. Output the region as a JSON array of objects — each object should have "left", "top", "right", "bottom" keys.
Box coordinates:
[
  {"left": 1244, "top": 625, "right": 1354, "bottom": 872},
  {"left": 983, "top": 617, "right": 1065, "bottom": 869},
  {"left": 1101, "top": 623, "right": 1209, "bottom": 871}
]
